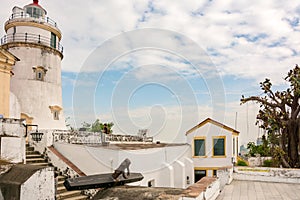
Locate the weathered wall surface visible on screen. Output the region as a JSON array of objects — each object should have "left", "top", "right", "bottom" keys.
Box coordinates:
[
  {"left": 0, "top": 137, "right": 24, "bottom": 163},
  {"left": 217, "top": 167, "right": 233, "bottom": 190},
  {"left": 0, "top": 118, "right": 25, "bottom": 163},
  {"left": 20, "top": 167, "right": 55, "bottom": 200},
  {"left": 248, "top": 156, "right": 272, "bottom": 167},
  {"left": 234, "top": 166, "right": 300, "bottom": 184},
  {"left": 8, "top": 43, "right": 65, "bottom": 130},
  {"left": 0, "top": 118, "right": 24, "bottom": 137},
  {"left": 9, "top": 92, "right": 21, "bottom": 119}
]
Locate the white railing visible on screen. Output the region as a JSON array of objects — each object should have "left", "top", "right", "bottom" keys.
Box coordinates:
[
  {"left": 8, "top": 12, "right": 58, "bottom": 28},
  {"left": 1, "top": 33, "right": 63, "bottom": 53},
  {"left": 52, "top": 130, "right": 153, "bottom": 144}
]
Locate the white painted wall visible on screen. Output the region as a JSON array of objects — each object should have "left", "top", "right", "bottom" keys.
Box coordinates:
[
  {"left": 9, "top": 46, "right": 66, "bottom": 130},
  {"left": 7, "top": 26, "right": 56, "bottom": 41},
  {"left": 173, "top": 160, "right": 185, "bottom": 188},
  {"left": 20, "top": 167, "right": 55, "bottom": 200},
  {"left": 0, "top": 118, "right": 25, "bottom": 163},
  {"left": 0, "top": 118, "right": 24, "bottom": 137},
  {"left": 184, "top": 157, "right": 194, "bottom": 185},
  {"left": 187, "top": 123, "right": 235, "bottom": 168},
  {"left": 0, "top": 137, "right": 24, "bottom": 163},
  {"left": 54, "top": 142, "right": 193, "bottom": 188},
  {"left": 9, "top": 92, "right": 21, "bottom": 119}
]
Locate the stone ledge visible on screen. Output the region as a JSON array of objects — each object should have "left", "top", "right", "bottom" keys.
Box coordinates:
[{"left": 182, "top": 177, "right": 217, "bottom": 198}]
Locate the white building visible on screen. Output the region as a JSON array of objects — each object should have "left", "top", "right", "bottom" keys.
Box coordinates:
[
  {"left": 1, "top": 0, "right": 66, "bottom": 129},
  {"left": 48, "top": 118, "right": 240, "bottom": 188},
  {"left": 186, "top": 118, "right": 239, "bottom": 182},
  {"left": 53, "top": 142, "right": 194, "bottom": 189}
]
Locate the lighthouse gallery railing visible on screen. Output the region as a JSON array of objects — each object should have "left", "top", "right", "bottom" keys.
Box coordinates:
[{"left": 1, "top": 33, "right": 63, "bottom": 54}]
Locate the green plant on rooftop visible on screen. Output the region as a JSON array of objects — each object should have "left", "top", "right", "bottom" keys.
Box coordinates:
[
  {"left": 81, "top": 119, "right": 114, "bottom": 133},
  {"left": 241, "top": 65, "right": 300, "bottom": 168},
  {"left": 263, "top": 159, "right": 273, "bottom": 167},
  {"left": 237, "top": 160, "right": 248, "bottom": 166},
  {"left": 247, "top": 135, "right": 271, "bottom": 157}
]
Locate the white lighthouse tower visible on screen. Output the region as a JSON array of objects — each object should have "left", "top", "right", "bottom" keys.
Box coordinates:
[{"left": 1, "top": 0, "right": 66, "bottom": 129}]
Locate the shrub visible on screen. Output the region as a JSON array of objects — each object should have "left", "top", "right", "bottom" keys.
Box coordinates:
[
  {"left": 237, "top": 160, "right": 248, "bottom": 166},
  {"left": 263, "top": 159, "right": 273, "bottom": 167}
]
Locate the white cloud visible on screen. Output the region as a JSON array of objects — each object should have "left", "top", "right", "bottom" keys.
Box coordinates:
[
  {"left": 2, "top": 0, "right": 299, "bottom": 83},
  {"left": 1, "top": 0, "right": 299, "bottom": 144}
]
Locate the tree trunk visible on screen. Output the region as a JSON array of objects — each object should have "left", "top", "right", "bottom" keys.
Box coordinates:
[{"left": 288, "top": 120, "right": 299, "bottom": 167}]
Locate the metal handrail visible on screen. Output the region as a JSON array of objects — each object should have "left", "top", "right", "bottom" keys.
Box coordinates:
[
  {"left": 1, "top": 33, "right": 63, "bottom": 54},
  {"left": 8, "top": 12, "right": 58, "bottom": 28}
]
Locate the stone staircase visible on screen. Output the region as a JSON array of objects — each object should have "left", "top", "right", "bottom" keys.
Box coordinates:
[{"left": 26, "top": 144, "right": 88, "bottom": 200}]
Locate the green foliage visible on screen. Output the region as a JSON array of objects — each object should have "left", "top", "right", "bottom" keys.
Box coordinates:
[
  {"left": 247, "top": 140, "right": 270, "bottom": 157},
  {"left": 272, "top": 146, "right": 287, "bottom": 167},
  {"left": 81, "top": 119, "right": 114, "bottom": 133},
  {"left": 81, "top": 121, "right": 91, "bottom": 129},
  {"left": 237, "top": 160, "right": 248, "bottom": 166},
  {"left": 91, "top": 119, "right": 102, "bottom": 132},
  {"left": 263, "top": 159, "right": 273, "bottom": 167}
]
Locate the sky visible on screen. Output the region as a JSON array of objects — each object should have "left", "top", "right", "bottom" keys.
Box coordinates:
[{"left": 1, "top": 0, "right": 300, "bottom": 145}]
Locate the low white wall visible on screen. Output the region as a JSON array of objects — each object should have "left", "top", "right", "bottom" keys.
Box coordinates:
[
  {"left": 217, "top": 167, "right": 233, "bottom": 190},
  {"left": 204, "top": 179, "right": 220, "bottom": 200},
  {"left": 248, "top": 156, "right": 272, "bottom": 167},
  {"left": 0, "top": 137, "right": 25, "bottom": 163},
  {"left": 20, "top": 167, "right": 55, "bottom": 200},
  {"left": 234, "top": 166, "right": 300, "bottom": 184},
  {"left": 30, "top": 130, "right": 55, "bottom": 154},
  {"left": 179, "top": 178, "right": 221, "bottom": 200}
]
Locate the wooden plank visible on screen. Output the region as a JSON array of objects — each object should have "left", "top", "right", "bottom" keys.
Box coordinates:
[{"left": 64, "top": 173, "right": 144, "bottom": 191}]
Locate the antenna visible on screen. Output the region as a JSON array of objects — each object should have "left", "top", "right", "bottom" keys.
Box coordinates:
[{"left": 235, "top": 112, "right": 238, "bottom": 130}]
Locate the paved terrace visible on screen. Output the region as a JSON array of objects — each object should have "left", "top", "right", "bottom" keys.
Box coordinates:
[{"left": 217, "top": 180, "right": 300, "bottom": 200}]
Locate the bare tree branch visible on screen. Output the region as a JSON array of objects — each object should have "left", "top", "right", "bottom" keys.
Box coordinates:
[{"left": 241, "top": 96, "right": 281, "bottom": 109}]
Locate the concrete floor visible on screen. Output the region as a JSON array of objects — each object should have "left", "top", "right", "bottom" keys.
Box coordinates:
[{"left": 217, "top": 180, "right": 300, "bottom": 200}]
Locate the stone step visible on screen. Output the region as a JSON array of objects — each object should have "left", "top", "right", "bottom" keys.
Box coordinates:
[
  {"left": 27, "top": 162, "right": 50, "bottom": 167},
  {"left": 26, "top": 150, "right": 41, "bottom": 155},
  {"left": 56, "top": 190, "right": 82, "bottom": 199},
  {"left": 57, "top": 180, "right": 65, "bottom": 187},
  {"left": 63, "top": 195, "right": 88, "bottom": 200},
  {"left": 57, "top": 175, "right": 65, "bottom": 180},
  {"left": 25, "top": 145, "right": 88, "bottom": 200},
  {"left": 26, "top": 154, "right": 43, "bottom": 159},
  {"left": 57, "top": 186, "right": 67, "bottom": 193},
  {"left": 26, "top": 158, "right": 47, "bottom": 163},
  {"left": 26, "top": 146, "right": 34, "bottom": 151}
]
